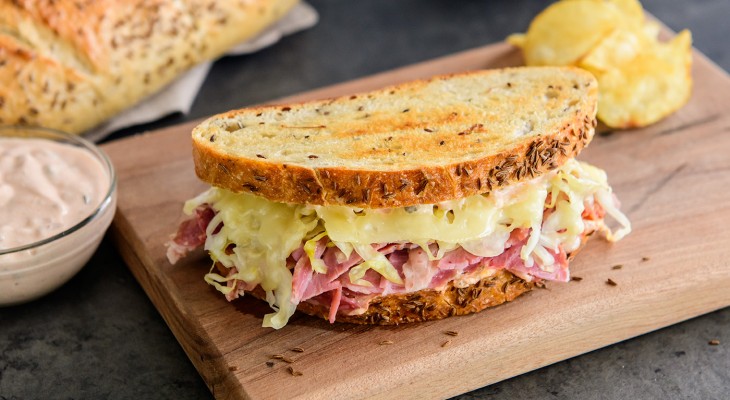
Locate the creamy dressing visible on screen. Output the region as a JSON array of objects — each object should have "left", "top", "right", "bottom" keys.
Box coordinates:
[
  {"left": 0, "top": 137, "right": 115, "bottom": 306},
  {"left": 0, "top": 138, "right": 108, "bottom": 250}
]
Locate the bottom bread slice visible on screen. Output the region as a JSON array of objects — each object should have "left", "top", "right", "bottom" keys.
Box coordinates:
[
  {"left": 295, "top": 269, "right": 536, "bottom": 325},
  {"left": 228, "top": 265, "right": 534, "bottom": 325}
]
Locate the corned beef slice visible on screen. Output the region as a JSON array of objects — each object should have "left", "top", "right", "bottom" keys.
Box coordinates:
[{"left": 169, "top": 201, "right": 605, "bottom": 321}]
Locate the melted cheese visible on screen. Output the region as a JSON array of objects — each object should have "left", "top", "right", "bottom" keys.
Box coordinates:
[{"left": 183, "top": 159, "right": 630, "bottom": 329}]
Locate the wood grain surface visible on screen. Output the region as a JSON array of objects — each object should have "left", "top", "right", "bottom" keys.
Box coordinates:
[{"left": 103, "top": 41, "right": 730, "bottom": 399}]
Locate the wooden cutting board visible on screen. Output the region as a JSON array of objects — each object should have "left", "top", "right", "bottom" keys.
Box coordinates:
[{"left": 103, "top": 40, "right": 730, "bottom": 399}]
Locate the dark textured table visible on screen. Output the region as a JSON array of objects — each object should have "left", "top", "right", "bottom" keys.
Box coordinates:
[{"left": 2, "top": 1, "right": 729, "bottom": 399}]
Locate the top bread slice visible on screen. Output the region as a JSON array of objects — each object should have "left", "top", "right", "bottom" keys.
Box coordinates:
[
  {"left": 192, "top": 66, "right": 599, "bottom": 208},
  {"left": 0, "top": 0, "right": 298, "bottom": 134}
]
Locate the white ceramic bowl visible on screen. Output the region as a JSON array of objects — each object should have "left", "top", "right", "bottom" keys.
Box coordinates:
[{"left": 0, "top": 126, "right": 117, "bottom": 306}]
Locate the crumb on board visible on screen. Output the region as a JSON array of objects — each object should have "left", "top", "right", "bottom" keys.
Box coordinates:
[{"left": 271, "top": 354, "right": 294, "bottom": 363}]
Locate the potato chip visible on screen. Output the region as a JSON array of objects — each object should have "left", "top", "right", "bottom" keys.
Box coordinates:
[
  {"left": 607, "top": 0, "right": 644, "bottom": 26},
  {"left": 579, "top": 28, "right": 644, "bottom": 72},
  {"left": 565, "top": 0, "right": 644, "bottom": 28},
  {"left": 641, "top": 19, "right": 661, "bottom": 41},
  {"left": 509, "top": 0, "right": 693, "bottom": 128},
  {"left": 596, "top": 30, "right": 693, "bottom": 128},
  {"left": 506, "top": 33, "right": 526, "bottom": 48},
  {"left": 523, "top": 1, "right": 623, "bottom": 66}
]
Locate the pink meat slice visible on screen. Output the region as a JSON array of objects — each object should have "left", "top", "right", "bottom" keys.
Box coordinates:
[
  {"left": 168, "top": 200, "right": 604, "bottom": 322},
  {"left": 490, "top": 237, "right": 569, "bottom": 282},
  {"left": 165, "top": 205, "right": 215, "bottom": 264},
  {"left": 290, "top": 227, "right": 572, "bottom": 318}
]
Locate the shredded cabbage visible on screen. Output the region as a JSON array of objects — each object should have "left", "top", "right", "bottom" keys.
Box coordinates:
[
  {"left": 460, "top": 230, "right": 511, "bottom": 257},
  {"left": 348, "top": 244, "right": 404, "bottom": 286},
  {"left": 187, "top": 188, "right": 318, "bottom": 329},
  {"left": 183, "top": 158, "right": 630, "bottom": 329},
  {"left": 303, "top": 232, "right": 328, "bottom": 274}
]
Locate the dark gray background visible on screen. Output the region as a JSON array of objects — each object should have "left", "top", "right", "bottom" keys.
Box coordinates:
[{"left": 2, "top": 1, "right": 728, "bottom": 399}]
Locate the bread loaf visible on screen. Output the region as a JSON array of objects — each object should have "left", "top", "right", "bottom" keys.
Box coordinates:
[{"left": 0, "top": 0, "right": 298, "bottom": 134}]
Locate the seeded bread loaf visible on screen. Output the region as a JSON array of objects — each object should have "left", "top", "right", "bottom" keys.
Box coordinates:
[
  {"left": 192, "top": 67, "right": 598, "bottom": 208},
  {"left": 0, "top": 0, "right": 298, "bottom": 134}
]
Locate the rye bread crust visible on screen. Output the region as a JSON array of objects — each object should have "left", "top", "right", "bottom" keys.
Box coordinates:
[
  {"left": 296, "top": 269, "right": 536, "bottom": 325},
  {"left": 241, "top": 269, "right": 535, "bottom": 325},
  {"left": 192, "top": 67, "right": 599, "bottom": 208}
]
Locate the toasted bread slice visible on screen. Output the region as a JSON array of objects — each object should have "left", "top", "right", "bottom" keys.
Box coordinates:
[{"left": 192, "top": 67, "right": 598, "bottom": 208}]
